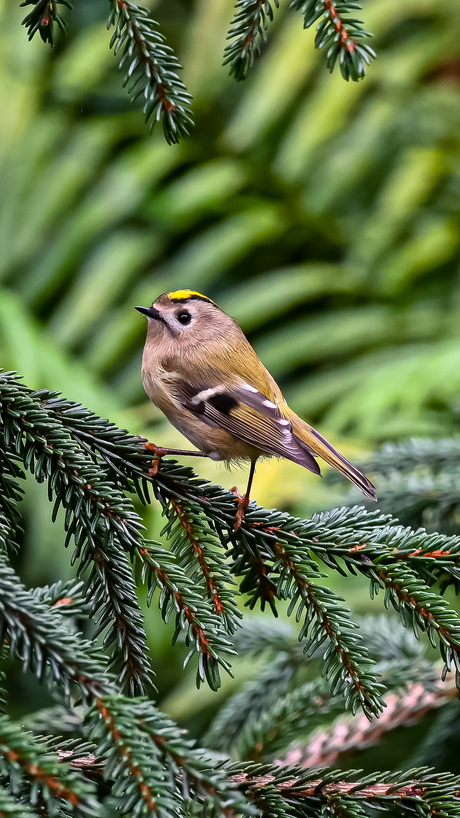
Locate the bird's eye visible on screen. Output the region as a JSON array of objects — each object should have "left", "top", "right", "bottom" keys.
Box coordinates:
[{"left": 177, "top": 311, "right": 191, "bottom": 325}]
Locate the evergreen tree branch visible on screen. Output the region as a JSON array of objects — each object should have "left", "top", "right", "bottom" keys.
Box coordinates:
[
  {"left": 337, "top": 470, "right": 460, "bottom": 537},
  {"left": 86, "top": 695, "right": 251, "bottom": 817},
  {"left": 355, "top": 614, "right": 426, "bottom": 663},
  {"left": 232, "top": 617, "right": 295, "bottom": 656},
  {"left": 0, "top": 450, "right": 24, "bottom": 556},
  {"left": 240, "top": 658, "right": 447, "bottom": 764},
  {"left": 162, "top": 497, "right": 241, "bottom": 634},
  {"left": 135, "top": 540, "right": 235, "bottom": 691},
  {"left": 228, "top": 764, "right": 460, "bottom": 815},
  {"left": 205, "top": 652, "right": 298, "bottom": 752},
  {"left": 0, "top": 717, "right": 99, "bottom": 816},
  {"left": 367, "top": 559, "right": 460, "bottom": 681},
  {"left": 291, "top": 0, "right": 376, "bottom": 80},
  {"left": 363, "top": 438, "right": 460, "bottom": 476},
  {"left": 32, "top": 579, "right": 89, "bottom": 618},
  {"left": 0, "top": 786, "right": 36, "bottom": 817},
  {"left": 107, "top": 0, "right": 193, "bottom": 144},
  {"left": 0, "top": 539, "right": 243, "bottom": 815},
  {"left": 22, "top": 706, "right": 83, "bottom": 735},
  {"left": 228, "top": 524, "right": 385, "bottom": 718},
  {"left": 279, "top": 673, "right": 457, "bottom": 770},
  {"left": 0, "top": 374, "right": 153, "bottom": 695},
  {"left": 0, "top": 530, "right": 110, "bottom": 699},
  {"left": 266, "top": 534, "right": 385, "bottom": 719},
  {"left": 19, "top": 385, "right": 385, "bottom": 715},
  {"left": 16, "top": 382, "right": 235, "bottom": 687},
  {"left": 207, "top": 621, "right": 432, "bottom": 757},
  {"left": 20, "top": 0, "right": 70, "bottom": 45},
  {"left": 226, "top": 523, "right": 385, "bottom": 718},
  {"left": 13, "top": 379, "right": 460, "bottom": 710},
  {"left": 224, "top": 0, "right": 280, "bottom": 81},
  {"left": 239, "top": 679, "right": 337, "bottom": 761}
]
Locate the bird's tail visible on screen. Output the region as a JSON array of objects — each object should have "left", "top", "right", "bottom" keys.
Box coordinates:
[{"left": 292, "top": 419, "right": 377, "bottom": 501}]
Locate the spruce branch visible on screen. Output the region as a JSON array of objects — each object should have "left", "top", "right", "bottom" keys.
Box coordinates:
[
  {"left": 232, "top": 617, "right": 295, "bottom": 656},
  {"left": 135, "top": 540, "right": 235, "bottom": 691},
  {"left": 11, "top": 377, "right": 460, "bottom": 712},
  {"left": 32, "top": 579, "right": 89, "bottom": 619},
  {"left": 0, "top": 717, "right": 99, "bottom": 816},
  {"left": 280, "top": 673, "right": 457, "bottom": 770},
  {"left": 0, "top": 786, "right": 36, "bottom": 817},
  {"left": 20, "top": 385, "right": 385, "bottom": 715},
  {"left": 0, "top": 377, "right": 236, "bottom": 691},
  {"left": 240, "top": 679, "right": 336, "bottom": 761},
  {"left": 228, "top": 764, "right": 460, "bottom": 816},
  {"left": 291, "top": 0, "right": 376, "bottom": 80},
  {"left": 162, "top": 497, "right": 241, "bottom": 634},
  {"left": 224, "top": 0, "right": 280, "bottom": 81},
  {"left": 86, "top": 695, "right": 251, "bottom": 817},
  {"left": 266, "top": 535, "right": 385, "bottom": 719},
  {"left": 22, "top": 705, "right": 83, "bottom": 736},
  {"left": 0, "top": 374, "right": 153, "bottom": 695},
  {"left": 226, "top": 524, "right": 385, "bottom": 718},
  {"left": 368, "top": 559, "right": 460, "bottom": 681},
  {"left": 206, "top": 652, "right": 298, "bottom": 752},
  {"left": 0, "top": 449, "right": 25, "bottom": 556},
  {"left": 20, "top": 0, "right": 70, "bottom": 45},
  {"left": 107, "top": 0, "right": 193, "bottom": 144},
  {"left": 0, "top": 534, "right": 110, "bottom": 699},
  {"left": 363, "top": 438, "right": 460, "bottom": 476}
]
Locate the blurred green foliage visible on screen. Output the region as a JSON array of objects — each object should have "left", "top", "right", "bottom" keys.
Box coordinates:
[
  {"left": 2, "top": 0, "right": 460, "bottom": 443},
  {"left": 2, "top": 0, "right": 460, "bottom": 772}
]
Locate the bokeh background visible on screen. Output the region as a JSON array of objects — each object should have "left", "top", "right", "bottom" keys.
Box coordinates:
[{"left": 2, "top": 0, "right": 460, "bottom": 763}]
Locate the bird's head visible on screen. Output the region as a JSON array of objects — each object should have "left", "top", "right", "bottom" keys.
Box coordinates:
[{"left": 136, "top": 290, "right": 236, "bottom": 348}]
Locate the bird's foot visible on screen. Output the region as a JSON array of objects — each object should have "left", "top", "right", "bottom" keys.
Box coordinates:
[
  {"left": 230, "top": 486, "right": 250, "bottom": 531},
  {"left": 144, "top": 442, "right": 168, "bottom": 476}
]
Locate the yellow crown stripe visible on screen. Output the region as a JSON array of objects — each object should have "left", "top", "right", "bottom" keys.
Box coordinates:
[{"left": 167, "top": 289, "right": 216, "bottom": 305}]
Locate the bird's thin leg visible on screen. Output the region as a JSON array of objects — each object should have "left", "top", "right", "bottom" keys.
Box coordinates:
[
  {"left": 144, "top": 441, "right": 209, "bottom": 475},
  {"left": 232, "top": 459, "right": 257, "bottom": 531}
]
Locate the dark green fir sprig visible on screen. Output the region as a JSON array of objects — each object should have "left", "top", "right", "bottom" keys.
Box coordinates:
[
  {"left": 106, "top": 0, "right": 194, "bottom": 144},
  {"left": 291, "top": 0, "right": 376, "bottom": 80},
  {"left": 19, "top": 0, "right": 375, "bottom": 142},
  {"left": 2, "top": 370, "right": 460, "bottom": 816},
  {"left": 333, "top": 436, "right": 460, "bottom": 535},
  {"left": 224, "top": 0, "right": 280, "bottom": 81},
  {"left": 20, "top": 0, "right": 70, "bottom": 44}
]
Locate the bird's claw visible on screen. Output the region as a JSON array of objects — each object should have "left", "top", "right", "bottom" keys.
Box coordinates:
[
  {"left": 230, "top": 486, "right": 250, "bottom": 531},
  {"left": 144, "top": 442, "right": 168, "bottom": 475}
]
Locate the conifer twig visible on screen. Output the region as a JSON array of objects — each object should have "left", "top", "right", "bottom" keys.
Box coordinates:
[
  {"left": 163, "top": 497, "right": 241, "bottom": 633},
  {"left": 279, "top": 674, "right": 457, "bottom": 769},
  {"left": 135, "top": 540, "right": 235, "bottom": 691},
  {"left": 224, "top": 0, "right": 280, "bottom": 81},
  {"left": 291, "top": 0, "right": 376, "bottom": 80},
  {"left": 0, "top": 718, "right": 99, "bottom": 817},
  {"left": 0, "top": 377, "right": 236, "bottom": 691},
  {"left": 0, "top": 375, "right": 153, "bottom": 694},
  {"left": 87, "top": 696, "right": 250, "bottom": 817},
  {"left": 107, "top": 0, "right": 193, "bottom": 144},
  {"left": 0, "top": 532, "right": 109, "bottom": 699},
  {"left": 228, "top": 764, "right": 460, "bottom": 813},
  {"left": 20, "top": 0, "right": 70, "bottom": 45}
]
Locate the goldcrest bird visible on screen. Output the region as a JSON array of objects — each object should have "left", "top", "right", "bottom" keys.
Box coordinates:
[{"left": 136, "top": 289, "right": 376, "bottom": 527}]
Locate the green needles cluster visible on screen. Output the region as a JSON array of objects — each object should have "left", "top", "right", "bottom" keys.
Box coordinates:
[
  {"left": 19, "top": 0, "right": 375, "bottom": 140},
  {"left": 1, "top": 369, "right": 460, "bottom": 814}
]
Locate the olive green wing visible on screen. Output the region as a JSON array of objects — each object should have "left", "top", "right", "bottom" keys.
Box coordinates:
[{"left": 170, "top": 372, "right": 321, "bottom": 474}]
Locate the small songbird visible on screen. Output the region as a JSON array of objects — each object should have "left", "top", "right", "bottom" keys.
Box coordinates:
[{"left": 136, "top": 290, "right": 376, "bottom": 527}]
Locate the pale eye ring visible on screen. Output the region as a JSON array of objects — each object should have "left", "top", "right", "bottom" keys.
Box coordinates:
[{"left": 177, "top": 311, "right": 191, "bottom": 325}]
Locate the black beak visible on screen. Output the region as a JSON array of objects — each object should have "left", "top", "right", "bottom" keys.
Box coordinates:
[{"left": 135, "top": 305, "right": 164, "bottom": 322}]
